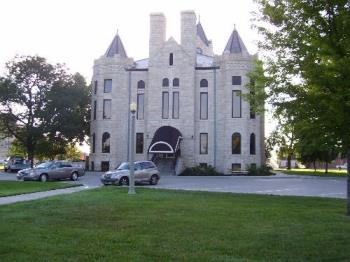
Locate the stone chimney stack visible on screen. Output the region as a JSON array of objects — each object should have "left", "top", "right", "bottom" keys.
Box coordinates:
[
  {"left": 149, "top": 12, "right": 166, "bottom": 59},
  {"left": 181, "top": 10, "right": 197, "bottom": 63}
]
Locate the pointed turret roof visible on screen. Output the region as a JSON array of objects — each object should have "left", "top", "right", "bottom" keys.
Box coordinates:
[
  {"left": 197, "top": 22, "right": 210, "bottom": 46},
  {"left": 105, "top": 32, "right": 127, "bottom": 58},
  {"left": 223, "top": 27, "right": 248, "bottom": 54}
]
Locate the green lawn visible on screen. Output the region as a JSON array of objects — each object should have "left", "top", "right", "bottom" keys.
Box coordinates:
[
  {"left": 0, "top": 188, "right": 350, "bottom": 261},
  {"left": 276, "top": 168, "right": 347, "bottom": 177},
  {"left": 0, "top": 181, "right": 80, "bottom": 197}
]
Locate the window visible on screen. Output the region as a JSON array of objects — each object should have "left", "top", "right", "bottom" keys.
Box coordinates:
[
  {"left": 232, "top": 76, "right": 241, "bottom": 85},
  {"left": 93, "top": 100, "right": 97, "bottom": 120},
  {"left": 101, "top": 161, "right": 110, "bottom": 172},
  {"left": 250, "top": 91, "right": 256, "bottom": 119},
  {"left": 232, "top": 132, "right": 241, "bottom": 154},
  {"left": 200, "top": 133, "right": 208, "bottom": 154},
  {"left": 199, "top": 163, "right": 207, "bottom": 167},
  {"left": 94, "top": 80, "right": 98, "bottom": 94},
  {"left": 137, "top": 80, "right": 145, "bottom": 89},
  {"left": 232, "top": 90, "right": 241, "bottom": 118},
  {"left": 91, "top": 161, "right": 94, "bottom": 171},
  {"left": 136, "top": 133, "right": 144, "bottom": 154},
  {"left": 173, "top": 78, "right": 179, "bottom": 87},
  {"left": 103, "top": 99, "right": 111, "bottom": 119},
  {"left": 200, "top": 79, "right": 208, "bottom": 88},
  {"left": 92, "top": 133, "right": 96, "bottom": 153},
  {"left": 137, "top": 94, "right": 144, "bottom": 120},
  {"left": 162, "top": 92, "right": 169, "bottom": 119},
  {"left": 232, "top": 163, "right": 241, "bottom": 171},
  {"left": 102, "top": 132, "right": 110, "bottom": 153},
  {"left": 200, "top": 92, "right": 208, "bottom": 120},
  {"left": 172, "top": 92, "right": 179, "bottom": 119},
  {"left": 162, "top": 78, "right": 169, "bottom": 87},
  {"left": 250, "top": 133, "right": 256, "bottom": 155},
  {"left": 104, "top": 79, "right": 112, "bottom": 93},
  {"left": 169, "top": 53, "right": 173, "bottom": 65}
]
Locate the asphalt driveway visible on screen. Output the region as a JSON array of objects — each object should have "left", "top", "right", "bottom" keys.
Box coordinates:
[{"left": 0, "top": 171, "right": 346, "bottom": 199}]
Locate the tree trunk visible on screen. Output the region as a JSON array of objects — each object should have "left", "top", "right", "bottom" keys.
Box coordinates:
[
  {"left": 27, "top": 147, "right": 35, "bottom": 168},
  {"left": 325, "top": 162, "right": 328, "bottom": 174},
  {"left": 287, "top": 154, "right": 292, "bottom": 170},
  {"left": 347, "top": 148, "right": 350, "bottom": 216},
  {"left": 313, "top": 161, "right": 316, "bottom": 172}
]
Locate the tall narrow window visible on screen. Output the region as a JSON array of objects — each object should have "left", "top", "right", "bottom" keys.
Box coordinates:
[
  {"left": 162, "top": 78, "right": 169, "bottom": 87},
  {"left": 173, "top": 78, "right": 179, "bottom": 87},
  {"left": 232, "top": 132, "right": 241, "bottom": 154},
  {"left": 250, "top": 90, "right": 256, "bottom": 119},
  {"left": 173, "top": 91, "right": 179, "bottom": 119},
  {"left": 91, "top": 161, "right": 94, "bottom": 171},
  {"left": 232, "top": 163, "right": 241, "bottom": 171},
  {"left": 162, "top": 92, "right": 169, "bottom": 119},
  {"left": 200, "top": 92, "right": 208, "bottom": 120},
  {"left": 92, "top": 133, "right": 96, "bottom": 153},
  {"left": 137, "top": 94, "right": 144, "bottom": 120},
  {"left": 200, "top": 133, "right": 208, "bottom": 154},
  {"left": 232, "top": 90, "right": 242, "bottom": 118},
  {"left": 232, "top": 76, "right": 242, "bottom": 85},
  {"left": 103, "top": 99, "right": 111, "bottom": 119},
  {"left": 101, "top": 161, "right": 110, "bottom": 172},
  {"left": 136, "top": 133, "right": 144, "bottom": 154},
  {"left": 137, "top": 80, "right": 145, "bottom": 89},
  {"left": 250, "top": 133, "right": 256, "bottom": 155},
  {"left": 200, "top": 79, "right": 208, "bottom": 88},
  {"left": 102, "top": 132, "right": 110, "bottom": 153},
  {"left": 94, "top": 80, "right": 98, "bottom": 94},
  {"left": 104, "top": 79, "right": 112, "bottom": 93},
  {"left": 93, "top": 100, "right": 97, "bottom": 120},
  {"left": 169, "top": 53, "right": 173, "bottom": 65}
]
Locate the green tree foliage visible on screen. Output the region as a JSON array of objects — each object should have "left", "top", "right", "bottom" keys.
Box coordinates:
[
  {"left": 254, "top": 0, "right": 350, "bottom": 214},
  {"left": 0, "top": 55, "right": 90, "bottom": 166}
]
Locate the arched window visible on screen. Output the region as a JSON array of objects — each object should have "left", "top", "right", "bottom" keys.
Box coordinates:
[
  {"left": 250, "top": 133, "right": 256, "bottom": 155},
  {"left": 173, "top": 78, "right": 179, "bottom": 87},
  {"left": 92, "top": 133, "right": 96, "bottom": 153},
  {"left": 200, "top": 79, "right": 208, "bottom": 87},
  {"left": 137, "top": 80, "right": 145, "bottom": 89},
  {"left": 232, "top": 132, "right": 241, "bottom": 154},
  {"left": 162, "top": 78, "right": 169, "bottom": 87},
  {"left": 102, "top": 132, "right": 110, "bottom": 153}
]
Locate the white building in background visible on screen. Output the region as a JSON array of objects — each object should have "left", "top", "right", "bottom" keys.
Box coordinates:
[
  {"left": 0, "top": 137, "right": 11, "bottom": 161},
  {"left": 89, "top": 10, "right": 265, "bottom": 174}
]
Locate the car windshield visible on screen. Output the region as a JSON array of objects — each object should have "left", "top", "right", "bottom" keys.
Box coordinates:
[
  {"left": 35, "top": 162, "right": 54, "bottom": 169},
  {"left": 117, "top": 162, "right": 130, "bottom": 170}
]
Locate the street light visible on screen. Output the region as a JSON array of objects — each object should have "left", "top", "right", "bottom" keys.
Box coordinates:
[{"left": 128, "top": 102, "right": 137, "bottom": 195}]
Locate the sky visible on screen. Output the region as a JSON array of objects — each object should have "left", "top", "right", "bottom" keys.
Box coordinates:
[{"left": 0, "top": 0, "right": 276, "bottom": 153}]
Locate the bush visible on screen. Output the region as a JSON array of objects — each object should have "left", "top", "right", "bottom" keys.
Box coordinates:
[
  {"left": 180, "top": 165, "right": 223, "bottom": 176},
  {"left": 247, "top": 164, "right": 274, "bottom": 176}
]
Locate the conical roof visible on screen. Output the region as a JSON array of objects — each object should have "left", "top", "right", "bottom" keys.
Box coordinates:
[
  {"left": 105, "top": 33, "right": 127, "bottom": 58},
  {"left": 197, "top": 22, "right": 210, "bottom": 46},
  {"left": 223, "top": 28, "right": 248, "bottom": 54}
]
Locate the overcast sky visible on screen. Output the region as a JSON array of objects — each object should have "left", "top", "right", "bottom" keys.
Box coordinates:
[{"left": 0, "top": 0, "right": 275, "bottom": 152}]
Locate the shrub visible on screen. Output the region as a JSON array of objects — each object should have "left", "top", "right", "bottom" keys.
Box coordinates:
[
  {"left": 247, "top": 164, "right": 274, "bottom": 176},
  {"left": 180, "top": 165, "right": 223, "bottom": 176}
]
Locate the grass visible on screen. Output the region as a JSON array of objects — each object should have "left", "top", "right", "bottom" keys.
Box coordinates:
[
  {"left": 276, "top": 168, "right": 347, "bottom": 177},
  {"left": 0, "top": 188, "right": 350, "bottom": 261},
  {"left": 0, "top": 181, "right": 80, "bottom": 197}
]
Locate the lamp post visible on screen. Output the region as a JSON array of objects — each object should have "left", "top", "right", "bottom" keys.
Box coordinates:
[{"left": 128, "top": 102, "right": 137, "bottom": 195}]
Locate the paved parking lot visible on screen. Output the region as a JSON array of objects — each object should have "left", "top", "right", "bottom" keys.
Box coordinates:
[{"left": 0, "top": 170, "right": 346, "bottom": 199}]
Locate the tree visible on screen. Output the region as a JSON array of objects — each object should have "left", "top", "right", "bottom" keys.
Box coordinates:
[
  {"left": 0, "top": 55, "right": 90, "bottom": 166},
  {"left": 254, "top": 0, "right": 350, "bottom": 214}
]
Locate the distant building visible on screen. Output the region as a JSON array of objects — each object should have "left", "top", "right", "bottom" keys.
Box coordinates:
[
  {"left": 0, "top": 137, "right": 11, "bottom": 160},
  {"left": 89, "top": 11, "right": 265, "bottom": 174}
]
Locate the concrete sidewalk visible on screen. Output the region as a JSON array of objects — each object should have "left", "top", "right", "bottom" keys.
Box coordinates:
[{"left": 0, "top": 186, "right": 96, "bottom": 206}]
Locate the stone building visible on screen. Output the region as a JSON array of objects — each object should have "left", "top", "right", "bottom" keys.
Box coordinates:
[{"left": 90, "top": 11, "right": 265, "bottom": 174}]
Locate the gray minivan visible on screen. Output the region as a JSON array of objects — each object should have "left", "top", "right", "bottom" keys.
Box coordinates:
[{"left": 101, "top": 161, "right": 160, "bottom": 186}]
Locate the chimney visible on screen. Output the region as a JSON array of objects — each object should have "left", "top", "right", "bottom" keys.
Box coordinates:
[
  {"left": 181, "top": 10, "right": 196, "bottom": 63},
  {"left": 149, "top": 12, "right": 166, "bottom": 59}
]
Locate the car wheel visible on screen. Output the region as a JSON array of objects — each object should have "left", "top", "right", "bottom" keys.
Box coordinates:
[
  {"left": 150, "top": 175, "right": 159, "bottom": 185},
  {"left": 71, "top": 172, "right": 78, "bottom": 181},
  {"left": 40, "top": 174, "right": 48, "bottom": 182},
  {"left": 119, "top": 176, "right": 129, "bottom": 186}
]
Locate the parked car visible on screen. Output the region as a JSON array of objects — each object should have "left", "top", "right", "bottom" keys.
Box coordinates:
[
  {"left": 101, "top": 161, "right": 160, "bottom": 186},
  {"left": 4, "top": 157, "right": 31, "bottom": 172},
  {"left": 336, "top": 163, "right": 347, "bottom": 170},
  {"left": 17, "top": 161, "right": 85, "bottom": 182}
]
